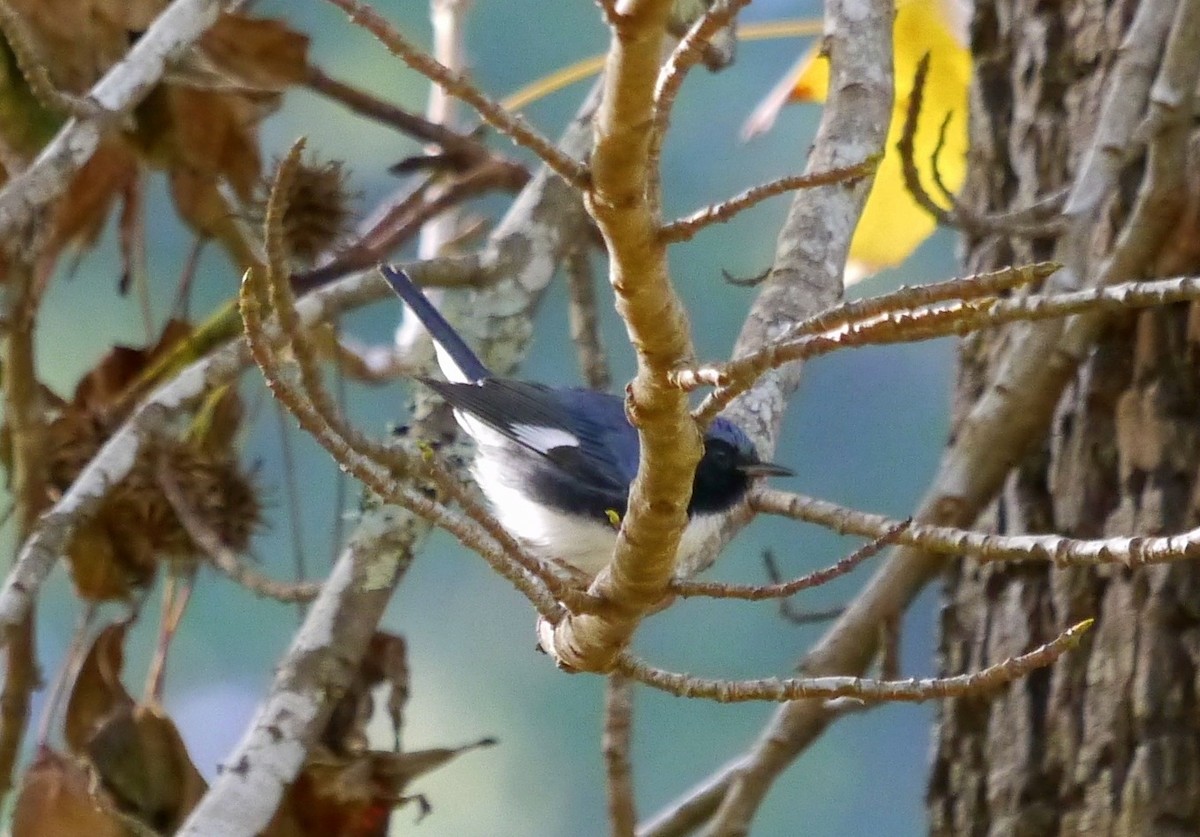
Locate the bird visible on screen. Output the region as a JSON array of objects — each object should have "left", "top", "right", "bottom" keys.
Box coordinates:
[{"left": 381, "top": 264, "right": 793, "bottom": 579}]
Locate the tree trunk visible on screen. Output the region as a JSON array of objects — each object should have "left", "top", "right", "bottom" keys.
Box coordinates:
[{"left": 928, "top": 0, "right": 1200, "bottom": 834}]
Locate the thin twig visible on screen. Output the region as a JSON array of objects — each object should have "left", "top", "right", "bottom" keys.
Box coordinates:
[
  {"left": 648, "top": 0, "right": 751, "bottom": 212},
  {"left": 693, "top": 273, "right": 1200, "bottom": 424},
  {"left": 156, "top": 456, "right": 321, "bottom": 603},
  {"left": 304, "top": 63, "right": 488, "bottom": 167},
  {"left": 659, "top": 157, "right": 880, "bottom": 244},
  {"left": 565, "top": 242, "right": 612, "bottom": 391},
  {"left": 604, "top": 673, "right": 637, "bottom": 837},
  {"left": 616, "top": 619, "right": 1093, "bottom": 703},
  {"left": 897, "top": 54, "right": 1066, "bottom": 238},
  {"left": 895, "top": 53, "right": 954, "bottom": 225},
  {"left": 144, "top": 564, "right": 196, "bottom": 702},
  {"left": 322, "top": 0, "right": 590, "bottom": 189},
  {"left": 752, "top": 487, "right": 1200, "bottom": 567},
  {"left": 673, "top": 262, "right": 1058, "bottom": 394},
  {"left": 274, "top": 402, "right": 310, "bottom": 600},
  {"left": 0, "top": 0, "right": 110, "bottom": 119},
  {"left": 290, "top": 160, "right": 523, "bottom": 296},
  {"left": 671, "top": 520, "right": 909, "bottom": 600}
]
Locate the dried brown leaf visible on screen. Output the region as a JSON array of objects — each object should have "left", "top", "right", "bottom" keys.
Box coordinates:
[
  {"left": 11, "top": 747, "right": 124, "bottom": 837},
  {"left": 65, "top": 622, "right": 135, "bottom": 755},
  {"left": 87, "top": 704, "right": 207, "bottom": 833},
  {"left": 324, "top": 632, "right": 409, "bottom": 754},
  {"left": 200, "top": 14, "right": 310, "bottom": 90}
]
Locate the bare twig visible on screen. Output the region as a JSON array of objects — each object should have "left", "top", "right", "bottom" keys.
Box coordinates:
[
  {"left": 693, "top": 273, "right": 1200, "bottom": 424},
  {"left": 304, "top": 63, "right": 488, "bottom": 167},
  {"left": 274, "top": 401, "right": 310, "bottom": 600},
  {"left": 646, "top": 0, "right": 750, "bottom": 211},
  {"left": 0, "top": 252, "right": 44, "bottom": 805},
  {"left": 896, "top": 54, "right": 1066, "bottom": 238},
  {"left": 617, "top": 618, "right": 1092, "bottom": 702},
  {"left": 0, "top": 0, "right": 110, "bottom": 120},
  {"left": 754, "top": 487, "right": 1200, "bottom": 567},
  {"left": 604, "top": 673, "right": 637, "bottom": 837},
  {"left": 895, "top": 53, "right": 954, "bottom": 225},
  {"left": 156, "top": 456, "right": 321, "bottom": 603},
  {"left": 566, "top": 242, "right": 612, "bottom": 391},
  {"left": 671, "top": 521, "right": 909, "bottom": 600},
  {"left": 322, "top": 0, "right": 590, "bottom": 189},
  {"left": 290, "top": 160, "right": 525, "bottom": 296},
  {"left": 659, "top": 157, "right": 880, "bottom": 244},
  {"left": 672, "top": 262, "right": 1057, "bottom": 394}
]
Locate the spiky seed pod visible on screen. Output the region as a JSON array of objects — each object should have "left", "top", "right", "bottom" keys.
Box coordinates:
[
  {"left": 258, "top": 153, "right": 356, "bottom": 267},
  {"left": 65, "top": 441, "right": 263, "bottom": 603}
]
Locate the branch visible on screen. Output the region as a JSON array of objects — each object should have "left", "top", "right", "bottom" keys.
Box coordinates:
[
  {"left": 754, "top": 488, "right": 1200, "bottom": 567},
  {"left": 617, "top": 618, "right": 1091, "bottom": 702},
  {"left": 543, "top": 0, "right": 699, "bottom": 672},
  {"left": 321, "top": 0, "right": 590, "bottom": 189},
  {"left": 0, "top": 0, "right": 223, "bottom": 240},
  {"left": 155, "top": 455, "right": 321, "bottom": 603},
  {"left": 692, "top": 273, "right": 1200, "bottom": 424},
  {"left": 303, "top": 63, "right": 489, "bottom": 167},
  {"left": 670, "top": 520, "right": 909, "bottom": 600},
  {"left": 565, "top": 241, "right": 612, "bottom": 391},
  {"left": 658, "top": 157, "right": 880, "bottom": 244},
  {"left": 647, "top": 0, "right": 751, "bottom": 207},
  {"left": 604, "top": 674, "right": 637, "bottom": 837}
]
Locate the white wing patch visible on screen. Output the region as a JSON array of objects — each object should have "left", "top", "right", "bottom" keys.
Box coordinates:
[
  {"left": 510, "top": 424, "right": 579, "bottom": 453},
  {"left": 432, "top": 342, "right": 473, "bottom": 383}
]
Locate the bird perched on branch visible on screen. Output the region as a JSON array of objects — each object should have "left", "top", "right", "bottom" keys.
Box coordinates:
[{"left": 382, "top": 265, "right": 791, "bottom": 578}]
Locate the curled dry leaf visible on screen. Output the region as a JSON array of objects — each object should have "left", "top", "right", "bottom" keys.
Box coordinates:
[
  {"left": 286, "top": 739, "right": 497, "bottom": 836},
  {"left": 62, "top": 621, "right": 208, "bottom": 833},
  {"left": 11, "top": 747, "right": 125, "bottom": 837},
  {"left": 86, "top": 704, "right": 208, "bottom": 833},
  {"left": 270, "top": 632, "right": 492, "bottom": 834},
  {"left": 323, "top": 631, "right": 409, "bottom": 755},
  {"left": 64, "top": 621, "right": 135, "bottom": 755}
]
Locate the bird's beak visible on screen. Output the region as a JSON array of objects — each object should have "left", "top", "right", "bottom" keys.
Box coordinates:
[{"left": 739, "top": 461, "right": 794, "bottom": 478}]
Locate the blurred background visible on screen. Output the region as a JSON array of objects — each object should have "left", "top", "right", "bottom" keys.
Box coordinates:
[{"left": 12, "top": 0, "right": 959, "bottom": 833}]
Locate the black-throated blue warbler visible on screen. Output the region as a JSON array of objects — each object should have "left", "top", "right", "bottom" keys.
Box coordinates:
[{"left": 382, "top": 265, "right": 792, "bottom": 578}]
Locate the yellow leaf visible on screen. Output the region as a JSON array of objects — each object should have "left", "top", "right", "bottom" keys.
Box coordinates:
[{"left": 749, "top": 0, "right": 971, "bottom": 281}]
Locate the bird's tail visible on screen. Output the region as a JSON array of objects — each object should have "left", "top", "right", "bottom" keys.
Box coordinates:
[{"left": 380, "top": 264, "right": 490, "bottom": 383}]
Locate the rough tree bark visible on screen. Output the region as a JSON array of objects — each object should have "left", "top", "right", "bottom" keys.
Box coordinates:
[{"left": 929, "top": 0, "right": 1200, "bottom": 833}]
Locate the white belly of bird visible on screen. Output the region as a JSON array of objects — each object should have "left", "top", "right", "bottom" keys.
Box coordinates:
[{"left": 474, "top": 454, "right": 724, "bottom": 579}]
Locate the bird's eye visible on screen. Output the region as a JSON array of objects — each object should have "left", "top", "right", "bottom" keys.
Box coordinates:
[{"left": 708, "top": 444, "right": 734, "bottom": 468}]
